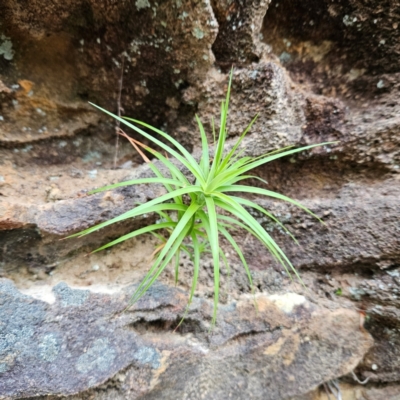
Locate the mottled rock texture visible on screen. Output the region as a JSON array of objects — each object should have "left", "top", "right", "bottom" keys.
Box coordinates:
[
  {"left": 1, "top": 0, "right": 400, "bottom": 398},
  {"left": 0, "top": 279, "right": 372, "bottom": 399}
]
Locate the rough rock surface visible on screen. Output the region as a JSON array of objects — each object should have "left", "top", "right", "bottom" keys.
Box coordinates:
[
  {"left": 1, "top": 0, "right": 400, "bottom": 398},
  {"left": 0, "top": 279, "right": 372, "bottom": 399},
  {"left": 0, "top": 163, "right": 163, "bottom": 272}
]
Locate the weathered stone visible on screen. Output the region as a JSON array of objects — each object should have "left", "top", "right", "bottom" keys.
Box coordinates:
[
  {"left": 0, "top": 162, "right": 165, "bottom": 272},
  {"left": 183, "top": 63, "right": 307, "bottom": 152},
  {"left": 0, "top": 279, "right": 372, "bottom": 399},
  {"left": 211, "top": 0, "right": 271, "bottom": 65},
  {"left": 1, "top": 0, "right": 400, "bottom": 398},
  {"left": 295, "top": 383, "right": 400, "bottom": 400},
  {"left": 247, "top": 179, "right": 400, "bottom": 271},
  {"left": 0, "top": 0, "right": 218, "bottom": 146}
]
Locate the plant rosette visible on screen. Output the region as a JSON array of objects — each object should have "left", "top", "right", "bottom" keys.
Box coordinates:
[{"left": 68, "top": 71, "right": 336, "bottom": 326}]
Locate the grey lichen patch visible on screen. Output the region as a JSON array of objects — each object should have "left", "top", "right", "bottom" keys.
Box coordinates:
[
  {"left": 0, "top": 325, "right": 35, "bottom": 374},
  {"left": 133, "top": 346, "right": 160, "bottom": 369},
  {"left": 192, "top": 27, "right": 205, "bottom": 40},
  {"left": 0, "top": 333, "right": 18, "bottom": 372},
  {"left": 0, "top": 333, "right": 17, "bottom": 356},
  {"left": 53, "top": 282, "right": 89, "bottom": 307},
  {"left": 135, "top": 0, "right": 150, "bottom": 10},
  {"left": 0, "top": 278, "right": 26, "bottom": 298},
  {"left": 0, "top": 280, "right": 44, "bottom": 377},
  {"left": 0, "top": 362, "right": 10, "bottom": 373},
  {"left": 279, "top": 51, "right": 292, "bottom": 63},
  {"left": 0, "top": 34, "right": 14, "bottom": 60},
  {"left": 76, "top": 338, "right": 116, "bottom": 374},
  {"left": 38, "top": 333, "right": 60, "bottom": 362}
]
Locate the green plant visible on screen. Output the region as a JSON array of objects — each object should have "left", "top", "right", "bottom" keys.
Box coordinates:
[{"left": 69, "top": 72, "right": 334, "bottom": 325}]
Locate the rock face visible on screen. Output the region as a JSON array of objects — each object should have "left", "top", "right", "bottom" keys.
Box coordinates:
[
  {"left": 0, "top": 279, "right": 372, "bottom": 399},
  {"left": 1, "top": 0, "right": 400, "bottom": 398}
]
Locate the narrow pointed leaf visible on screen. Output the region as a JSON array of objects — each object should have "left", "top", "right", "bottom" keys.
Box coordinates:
[
  {"left": 204, "top": 196, "right": 220, "bottom": 326},
  {"left": 217, "top": 114, "right": 258, "bottom": 174},
  {"left": 221, "top": 185, "right": 322, "bottom": 222},
  {"left": 213, "top": 192, "right": 302, "bottom": 282},
  {"left": 230, "top": 196, "right": 298, "bottom": 244},
  {"left": 218, "top": 225, "right": 254, "bottom": 296},
  {"left": 123, "top": 116, "right": 206, "bottom": 184},
  {"left": 89, "top": 102, "right": 205, "bottom": 184},
  {"left": 233, "top": 142, "right": 338, "bottom": 176},
  {"left": 196, "top": 114, "right": 209, "bottom": 177},
  {"left": 129, "top": 202, "right": 201, "bottom": 305},
  {"left": 91, "top": 221, "right": 177, "bottom": 253},
  {"left": 89, "top": 177, "right": 185, "bottom": 194},
  {"left": 67, "top": 187, "right": 199, "bottom": 238}
]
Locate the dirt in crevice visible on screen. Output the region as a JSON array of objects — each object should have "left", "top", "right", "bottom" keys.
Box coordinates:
[
  {"left": 131, "top": 316, "right": 205, "bottom": 337},
  {"left": 11, "top": 235, "right": 157, "bottom": 303},
  {"left": 0, "top": 127, "right": 146, "bottom": 205},
  {"left": 8, "top": 224, "right": 286, "bottom": 308}
]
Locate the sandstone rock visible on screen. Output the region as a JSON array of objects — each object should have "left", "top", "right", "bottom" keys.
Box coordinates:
[
  {"left": 248, "top": 179, "right": 400, "bottom": 272},
  {"left": 211, "top": 0, "right": 270, "bottom": 64},
  {"left": 0, "top": 279, "right": 372, "bottom": 399},
  {"left": 0, "top": 171, "right": 162, "bottom": 272},
  {"left": 294, "top": 383, "right": 400, "bottom": 400},
  {"left": 0, "top": 0, "right": 218, "bottom": 148},
  {"left": 1, "top": 0, "right": 400, "bottom": 398}
]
